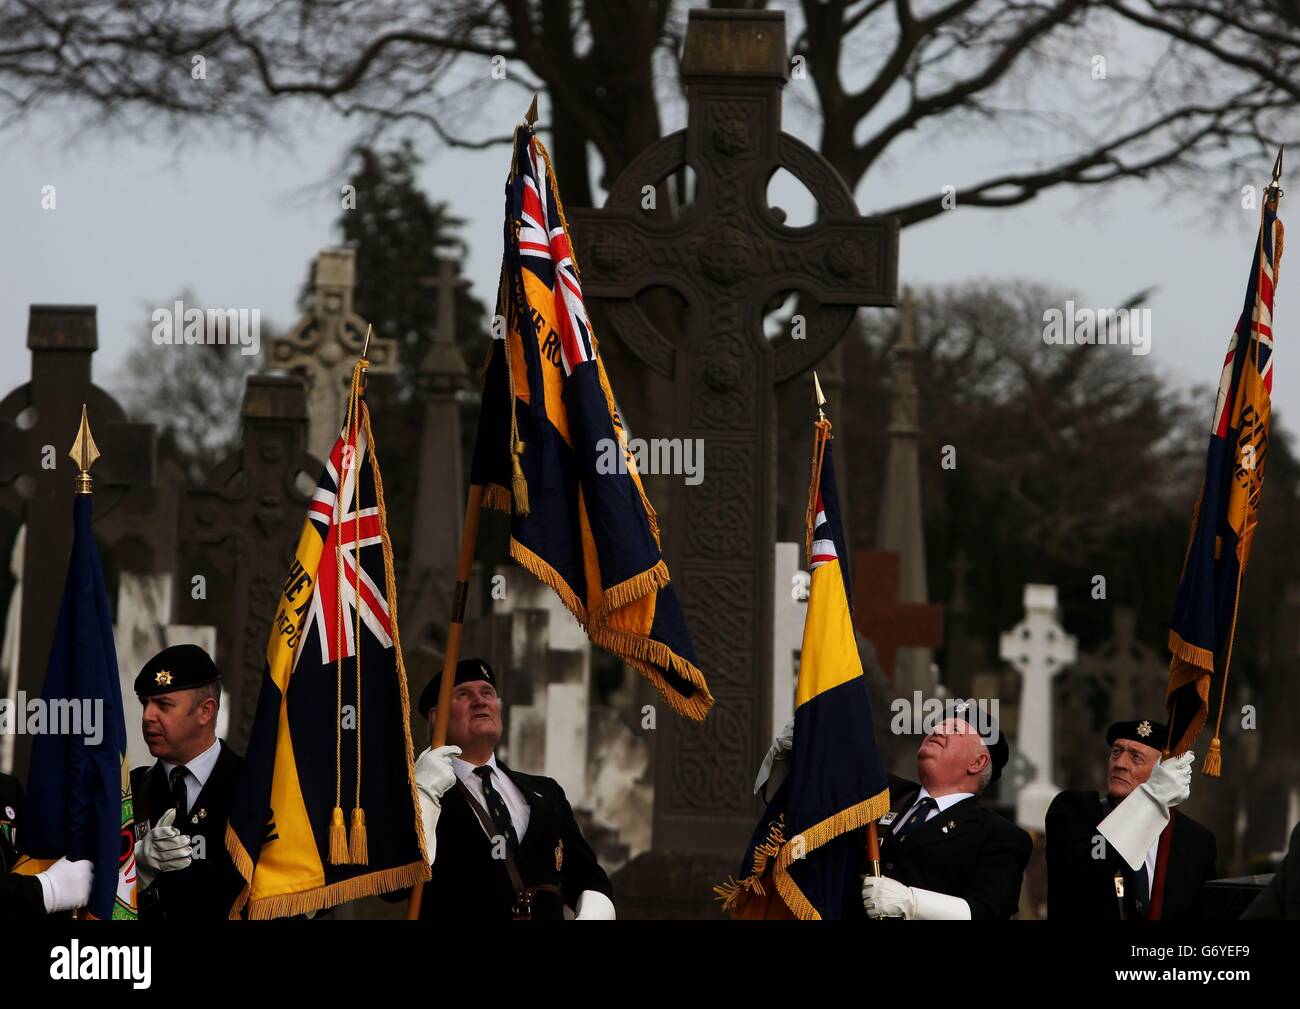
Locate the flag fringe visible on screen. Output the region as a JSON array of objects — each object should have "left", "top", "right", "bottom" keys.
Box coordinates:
[
  {"left": 481, "top": 482, "right": 512, "bottom": 513},
  {"left": 593, "top": 558, "right": 671, "bottom": 619},
  {"left": 509, "top": 536, "right": 589, "bottom": 625},
  {"left": 714, "top": 816, "right": 786, "bottom": 912},
  {"left": 597, "top": 628, "right": 714, "bottom": 721},
  {"left": 773, "top": 787, "right": 892, "bottom": 922},
  {"left": 1167, "top": 631, "right": 1214, "bottom": 672},
  {"left": 242, "top": 860, "right": 431, "bottom": 921}
]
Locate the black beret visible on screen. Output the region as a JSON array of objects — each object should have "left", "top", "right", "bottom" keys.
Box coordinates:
[
  {"left": 1106, "top": 719, "right": 1167, "bottom": 750},
  {"left": 418, "top": 658, "right": 497, "bottom": 719},
  {"left": 135, "top": 644, "right": 220, "bottom": 697},
  {"left": 942, "top": 700, "right": 1009, "bottom": 786}
]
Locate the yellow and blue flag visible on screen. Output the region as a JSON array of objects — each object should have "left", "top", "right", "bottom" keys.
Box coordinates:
[
  {"left": 470, "top": 124, "right": 712, "bottom": 720},
  {"left": 226, "top": 364, "right": 427, "bottom": 917},
  {"left": 1167, "top": 196, "right": 1282, "bottom": 773},
  {"left": 718, "top": 417, "right": 890, "bottom": 919},
  {"left": 17, "top": 487, "right": 137, "bottom": 919}
]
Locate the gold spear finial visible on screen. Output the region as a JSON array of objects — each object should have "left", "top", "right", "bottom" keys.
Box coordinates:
[
  {"left": 361, "top": 322, "right": 373, "bottom": 361},
  {"left": 813, "top": 370, "right": 827, "bottom": 422},
  {"left": 525, "top": 93, "right": 539, "bottom": 127},
  {"left": 68, "top": 403, "right": 100, "bottom": 495},
  {"left": 1267, "top": 144, "right": 1285, "bottom": 202}
]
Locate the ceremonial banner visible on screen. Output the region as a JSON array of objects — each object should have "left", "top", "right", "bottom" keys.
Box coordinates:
[
  {"left": 1167, "top": 196, "right": 1282, "bottom": 773},
  {"left": 16, "top": 488, "right": 137, "bottom": 920},
  {"left": 227, "top": 363, "right": 426, "bottom": 918},
  {"left": 470, "top": 124, "right": 713, "bottom": 720},
  {"left": 718, "top": 418, "right": 890, "bottom": 919}
]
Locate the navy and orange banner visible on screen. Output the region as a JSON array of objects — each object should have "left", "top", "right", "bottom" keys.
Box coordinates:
[
  {"left": 718, "top": 417, "right": 890, "bottom": 919},
  {"left": 470, "top": 124, "right": 712, "bottom": 720},
  {"left": 226, "top": 365, "right": 426, "bottom": 918},
  {"left": 1167, "top": 196, "right": 1282, "bottom": 774}
]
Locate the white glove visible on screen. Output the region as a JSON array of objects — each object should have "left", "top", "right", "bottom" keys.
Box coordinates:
[
  {"left": 414, "top": 745, "right": 461, "bottom": 866},
  {"left": 861, "top": 875, "right": 971, "bottom": 920},
  {"left": 574, "top": 889, "right": 616, "bottom": 920},
  {"left": 415, "top": 745, "right": 462, "bottom": 804},
  {"left": 36, "top": 857, "right": 94, "bottom": 914},
  {"left": 1098, "top": 751, "right": 1194, "bottom": 871},
  {"left": 753, "top": 717, "right": 795, "bottom": 795},
  {"left": 134, "top": 807, "right": 192, "bottom": 889}
]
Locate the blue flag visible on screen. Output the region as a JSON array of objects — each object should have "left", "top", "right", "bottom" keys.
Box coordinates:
[{"left": 21, "top": 494, "right": 136, "bottom": 919}]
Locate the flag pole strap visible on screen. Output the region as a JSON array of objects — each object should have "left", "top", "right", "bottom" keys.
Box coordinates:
[{"left": 407, "top": 482, "right": 486, "bottom": 920}]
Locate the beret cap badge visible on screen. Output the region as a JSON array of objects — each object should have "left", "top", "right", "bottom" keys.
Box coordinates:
[
  {"left": 1137, "top": 720, "right": 1152, "bottom": 737},
  {"left": 155, "top": 670, "right": 173, "bottom": 686}
]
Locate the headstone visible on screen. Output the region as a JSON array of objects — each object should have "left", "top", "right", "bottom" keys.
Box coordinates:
[
  {"left": 852, "top": 550, "right": 943, "bottom": 684},
  {"left": 268, "top": 250, "right": 397, "bottom": 459},
  {"left": 173, "top": 376, "right": 318, "bottom": 750},
  {"left": 876, "top": 288, "right": 939, "bottom": 697},
  {"left": 568, "top": 7, "right": 898, "bottom": 883},
  {"left": 1000, "top": 584, "right": 1076, "bottom": 831},
  {"left": 403, "top": 259, "right": 471, "bottom": 647},
  {"left": 0, "top": 306, "right": 156, "bottom": 777}
]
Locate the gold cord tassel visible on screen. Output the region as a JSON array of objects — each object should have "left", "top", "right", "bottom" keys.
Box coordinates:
[
  {"left": 328, "top": 806, "right": 351, "bottom": 865},
  {"left": 511, "top": 439, "right": 530, "bottom": 516},
  {"left": 1202, "top": 736, "right": 1222, "bottom": 777},
  {"left": 349, "top": 807, "right": 369, "bottom": 864}
]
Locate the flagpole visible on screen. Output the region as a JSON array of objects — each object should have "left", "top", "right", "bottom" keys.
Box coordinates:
[{"left": 407, "top": 482, "right": 486, "bottom": 920}]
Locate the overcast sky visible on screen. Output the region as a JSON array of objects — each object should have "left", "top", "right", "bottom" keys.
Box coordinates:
[{"left": 0, "top": 24, "right": 1293, "bottom": 445}]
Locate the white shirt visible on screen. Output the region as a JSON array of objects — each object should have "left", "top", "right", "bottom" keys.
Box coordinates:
[
  {"left": 452, "top": 753, "right": 531, "bottom": 841},
  {"left": 892, "top": 787, "right": 974, "bottom": 834},
  {"left": 161, "top": 737, "right": 221, "bottom": 813}
]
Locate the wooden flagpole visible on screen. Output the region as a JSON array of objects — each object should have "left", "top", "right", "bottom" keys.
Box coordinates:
[{"left": 406, "top": 482, "right": 486, "bottom": 920}]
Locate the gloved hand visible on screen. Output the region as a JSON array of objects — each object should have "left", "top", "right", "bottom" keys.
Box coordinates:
[
  {"left": 134, "top": 807, "right": 192, "bottom": 890},
  {"left": 574, "top": 889, "right": 616, "bottom": 920},
  {"left": 414, "top": 745, "right": 461, "bottom": 865},
  {"left": 1098, "top": 751, "right": 1195, "bottom": 871},
  {"left": 753, "top": 717, "right": 795, "bottom": 795},
  {"left": 862, "top": 875, "right": 972, "bottom": 920},
  {"left": 1141, "top": 750, "right": 1194, "bottom": 811},
  {"left": 36, "top": 857, "right": 93, "bottom": 914}
]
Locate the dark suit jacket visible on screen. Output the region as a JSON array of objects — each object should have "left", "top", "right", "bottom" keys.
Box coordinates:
[
  {"left": 1241, "top": 822, "right": 1300, "bottom": 919},
  {"left": 1045, "top": 789, "right": 1217, "bottom": 920},
  {"left": 131, "top": 741, "right": 245, "bottom": 921},
  {"left": 865, "top": 775, "right": 1032, "bottom": 920},
  {"left": 415, "top": 761, "right": 612, "bottom": 921},
  {"left": 0, "top": 772, "right": 44, "bottom": 920}
]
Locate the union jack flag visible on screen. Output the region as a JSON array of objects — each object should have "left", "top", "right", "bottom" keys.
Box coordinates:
[
  {"left": 516, "top": 133, "right": 594, "bottom": 375},
  {"left": 298, "top": 419, "right": 394, "bottom": 669}
]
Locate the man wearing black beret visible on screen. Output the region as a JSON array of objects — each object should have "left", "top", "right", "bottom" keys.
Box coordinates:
[
  {"left": 854, "top": 702, "right": 1032, "bottom": 919},
  {"left": 407, "top": 657, "right": 615, "bottom": 920},
  {"left": 1046, "top": 719, "right": 1215, "bottom": 920},
  {"left": 130, "top": 643, "right": 244, "bottom": 920}
]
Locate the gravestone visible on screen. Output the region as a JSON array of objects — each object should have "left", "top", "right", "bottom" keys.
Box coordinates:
[
  {"left": 852, "top": 550, "right": 944, "bottom": 684},
  {"left": 268, "top": 250, "right": 397, "bottom": 459},
  {"left": 568, "top": 8, "right": 898, "bottom": 904},
  {"left": 403, "top": 259, "right": 471, "bottom": 648},
  {"left": 1000, "top": 584, "right": 1076, "bottom": 831},
  {"left": 771, "top": 542, "right": 807, "bottom": 738},
  {"left": 0, "top": 306, "right": 156, "bottom": 777},
  {"left": 876, "top": 288, "right": 939, "bottom": 698},
  {"left": 172, "top": 376, "right": 318, "bottom": 750}
]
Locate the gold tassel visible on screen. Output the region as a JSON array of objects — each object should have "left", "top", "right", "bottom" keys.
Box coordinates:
[
  {"left": 511, "top": 439, "right": 530, "bottom": 516},
  {"left": 1202, "top": 737, "right": 1222, "bottom": 777},
  {"left": 349, "top": 807, "right": 369, "bottom": 864},
  {"left": 328, "top": 806, "right": 351, "bottom": 865}
]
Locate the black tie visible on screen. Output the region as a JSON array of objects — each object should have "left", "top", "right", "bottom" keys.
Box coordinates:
[
  {"left": 169, "top": 766, "right": 189, "bottom": 821},
  {"left": 1130, "top": 861, "right": 1151, "bottom": 918},
  {"left": 893, "top": 797, "right": 937, "bottom": 841},
  {"left": 473, "top": 766, "right": 519, "bottom": 854}
]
